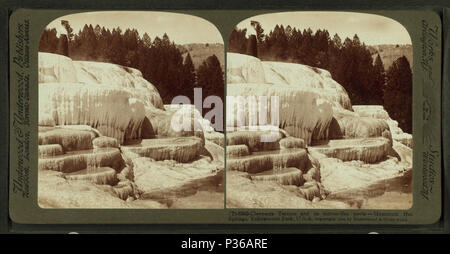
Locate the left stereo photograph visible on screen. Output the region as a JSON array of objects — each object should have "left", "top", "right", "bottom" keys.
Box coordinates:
[{"left": 37, "top": 11, "right": 225, "bottom": 209}]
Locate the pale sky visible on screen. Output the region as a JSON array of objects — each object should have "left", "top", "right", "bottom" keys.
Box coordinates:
[
  {"left": 46, "top": 11, "right": 224, "bottom": 45},
  {"left": 236, "top": 12, "right": 412, "bottom": 46}
]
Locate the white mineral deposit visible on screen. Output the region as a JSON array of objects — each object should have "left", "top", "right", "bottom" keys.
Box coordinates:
[
  {"left": 38, "top": 52, "right": 224, "bottom": 209},
  {"left": 226, "top": 53, "right": 412, "bottom": 209}
]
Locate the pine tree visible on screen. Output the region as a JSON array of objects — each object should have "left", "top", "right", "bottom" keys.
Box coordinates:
[
  {"left": 312, "top": 29, "right": 330, "bottom": 68},
  {"left": 123, "top": 28, "right": 140, "bottom": 67},
  {"left": 182, "top": 53, "right": 196, "bottom": 101},
  {"left": 327, "top": 33, "right": 342, "bottom": 81},
  {"left": 94, "top": 25, "right": 102, "bottom": 38},
  {"left": 39, "top": 28, "right": 59, "bottom": 53},
  {"left": 371, "top": 54, "right": 386, "bottom": 104},
  {"left": 246, "top": 35, "right": 258, "bottom": 57},
  {"left": 384, "top": 56, "right": 413, "bottom": 133},
  {"left": 332, "top": 33, "right": 342, "bottom": 49},
  {"left": 61, "top": 20, "right": 74, "bottom": 42},
  {"left": 228, "top": 28, "right": 248, "bottom": 54},
  {"left": 142, "top": 33, "right": 152, "bottom": 48},
  {"left": 299, "top": 28, "right": 313, "bottom": 65},
  {"left": 197, "top": 54, "right": 224, "bottom": 101},
  {"left": 250, "top": 20, "right": 265, "bottom": 44},
  {"left": 109, "top": 28, "right": 123, "bottom": 64},
  {"left": 271, "top": 25, "right": 288, "bottom": 60},
  {"left": 353, "top": 34, "right": 361, "bottom": 47},
  {"left": 98, "top": 27, "right": 112, "bottom": 62}
]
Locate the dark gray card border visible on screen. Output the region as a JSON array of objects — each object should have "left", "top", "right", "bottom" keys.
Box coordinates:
[{"left": 1, "top": 0, "right": 448, "bottom": 234}]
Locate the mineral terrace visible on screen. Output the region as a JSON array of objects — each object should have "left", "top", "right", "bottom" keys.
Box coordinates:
[
  {"left": 38, "top": 52, "right": 224, "bottom": 208},
  {"left": 226, "top": 53, "right": 412, "bottom": 209}
]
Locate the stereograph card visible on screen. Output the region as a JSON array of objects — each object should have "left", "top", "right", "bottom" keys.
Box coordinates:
[{"left": 5, "top": 6, "right": 444, "bottom": 228}]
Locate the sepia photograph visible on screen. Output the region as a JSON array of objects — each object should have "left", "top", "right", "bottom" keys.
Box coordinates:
[
  {"left": 37, "top": 11, "right": 225, "bottom": 209},
  {"left": 226, "top": 12, "right": 413, "bottom": 209}
]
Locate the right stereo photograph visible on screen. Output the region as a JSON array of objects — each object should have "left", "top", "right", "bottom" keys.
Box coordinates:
[{"left": 225, "top": 11, "right": 413, "bottom": 209}]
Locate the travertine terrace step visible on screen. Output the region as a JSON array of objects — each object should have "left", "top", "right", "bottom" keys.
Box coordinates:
[
  {"left": 63, "top": 166, "right": 117, "bottom": 185},
  {"left": 279, "top": 136, "right": 305, "bottom": 149},
  {"left": 226, "top": 149, "right": 308, "bottom": 173},
  {"left": 38, "top": 144, "right": 64, "bottom": 158},
  {"left": 226, "top": 144, "right": 250, "bottom": 158},
  {"left": 120, "top": 136, "right": 203, "bottom": 163},
  {"left": 38, "top": 126, "right": 95, "bottom": 151},
  {"left": 38, "top": 148, "right": 122, "bottom": 173},
  {"left": 308, "top": 137, "right": 390, "bottom": 163},
  {"left": 226, "top": 130, "right": 283, "bottom": 152},
  {"left": 248, "top": 167, "right": 304, "bottom": 186}
]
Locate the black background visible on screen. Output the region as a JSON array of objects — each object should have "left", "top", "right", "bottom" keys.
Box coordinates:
[{"left": 1, "top": 0, "right": 449, "bottom": 235}]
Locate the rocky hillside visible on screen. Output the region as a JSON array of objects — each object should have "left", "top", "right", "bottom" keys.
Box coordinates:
[
  {"left": 369, "top": 44, "right": 413, "bottom": 70},
  {"left": 226, "top": 53, "right": 412, "bottom": 209},
  {"left": 38, "top": 52, "right": 224, "bottom": 208},
  {"left": 178, "top": 43, "right": 224, "bottom": 70}
]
